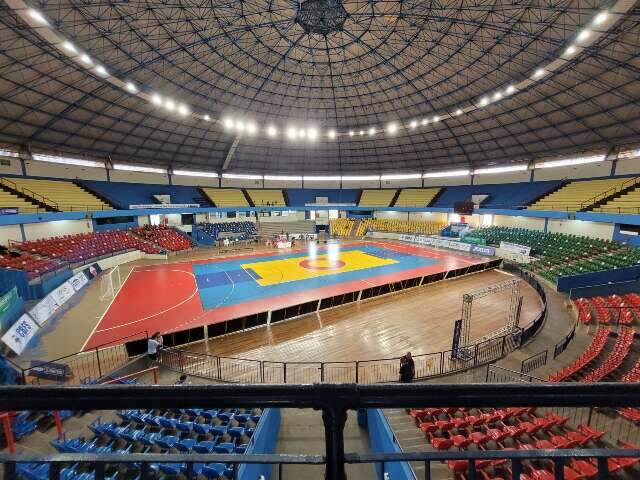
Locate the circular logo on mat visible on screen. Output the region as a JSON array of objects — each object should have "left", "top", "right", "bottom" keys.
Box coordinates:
[{"left": 299, "top": 258, "right": 346, "bottom": 270}]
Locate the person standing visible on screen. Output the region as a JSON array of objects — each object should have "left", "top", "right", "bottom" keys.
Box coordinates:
[
  {"left": 399, "top": 352, "right": 415, "bottom": 383},
  {"left": 147, "top": 332, "right": 163, "bottom": 363}
]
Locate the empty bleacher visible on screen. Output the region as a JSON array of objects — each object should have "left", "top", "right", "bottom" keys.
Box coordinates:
[
  {"left": 358, "top": 189, "right": 396, "bottom": 207},
  {"left": 356, "top": 218, "right": 445, "bottom": 237},
  {"left": 258, "top": 220, "right": 315, "bottom": 237},
  {"left": 432, "top": 181, "right": 561, "bottom": 209},
  {"left": 82, "top": 180, "right": 212, "bottom": 209},
  {"left": 529, "top": 178, "right": 632, "bottom": 211},
  {"left": 201, "top": 188, "right": 249, "bottom": 207},
  {"left": 594, "top": 182, "right": 640, "bottom": 214},
  {"left": 0, "top": 186, "right": 40, "bottom": 213},
  {"left": 5, "top": 177, "right": 112, "bottom": 211},
  {"left": 247, "top": 189, "right": 286, "bottom": 206},
  {"left": 197, "top": 221, "right": 257, "bottom": 241},
  {"left": 131, "top": 226, "right": 192, "bottom": 251},
  {"left": 393, "top": 188, "right": 440, "bottom": 207},
  {"left": 286, "top": 188, "right": 359, "bottom": 206},
  {"left": 329, "top": 218, "right": 355, "bottom": 237}
]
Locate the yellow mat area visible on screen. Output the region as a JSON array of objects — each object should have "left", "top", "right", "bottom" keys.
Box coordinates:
[{"left": 242, "top": 250, "right": 398, "bottom": 286}]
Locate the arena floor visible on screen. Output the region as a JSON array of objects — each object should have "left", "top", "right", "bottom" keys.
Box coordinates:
[{"left": 81, "top": 240, "right": 493, "bottom": 349}]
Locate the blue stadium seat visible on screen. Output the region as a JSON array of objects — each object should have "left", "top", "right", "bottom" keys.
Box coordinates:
[
  {"left": 201, "top": 463, "right": 226, "bottom": 479},
  {"left": 193, "top": 440, "right": 217, "bottom": 454},
  {"left": 214, "top": 442, "right": 235, "bottom": 454},
  {"left": 193, "top": 422, "right": 213, "bottom": 435},
  {"left": 174, "top": 438, "right": 197, "bottom": 452},
  {"left": 155, "top": 435, "right": 179, "bottom": 450}
]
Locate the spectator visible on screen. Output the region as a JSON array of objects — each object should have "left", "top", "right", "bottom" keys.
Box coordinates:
[
  {"left": 175, "top": 374, "right": 191, "bottom": 385},
  {"left": 147, "top": 332, "right": 163, "bottom": 363},
  {"left": 399, "top": 351, "right": 415, "bottom": 383}
]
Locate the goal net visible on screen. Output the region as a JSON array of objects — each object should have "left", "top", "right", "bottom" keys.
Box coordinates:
[{"left": 99, "top": 265, "right": 122, "bottom": 301}]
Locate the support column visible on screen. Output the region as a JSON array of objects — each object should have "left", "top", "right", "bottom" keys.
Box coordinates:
[
  {"left": 544, "top": 218, "right": 549, "bottom": 233},
  {"left": 19, "top": 223, "right": 26, "bottom": 241},
  {"left": 322, "top": 407, "right": 348, "bottom": 480},
  {"left": 19, "top": 158, "right": 26, "bottom": 176}
]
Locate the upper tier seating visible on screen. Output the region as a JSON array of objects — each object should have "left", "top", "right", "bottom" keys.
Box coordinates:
[
  {"left": 359, "top": 189, "right": 396, "bottom": 207},
  {"left": 247, "top": 189, "right": 286, "bottom": 206},
  {"left": 528, "top": 178, "right": 630, "bottom": 211},
  {"left": 197, "top": 221, "right": 257, "bottom": 241},
  {"left": 0, "top": 187, "right": 39, "bottom": 213},
  {"left": 5, "top": 177, "right": 111, "bottom": 211},
  {"left": 81, "top": 180, "right": 211, "bottom": 209},
  {"left": 594, "top": 183, "right": 640, "bottom": 214},
  {"left": 258, "top": 220, "right": 315, "bottom": 237},
  {"left": 356, "top": 218, "right": 445, "bottom": 236},
  {"left": 201, "top": 188, "right": 249, "bottom": 207},
  {"left": 19, "top": 230, "right": 162, "bottom": 262},
  {"left": 131, "top": 226, "right": 192, "bottom": 251},
  {"left": 330, "top": 219, "right": 355, "bottom": 237},
  {"left": 394, "top": 188, "right": 440, "bottom": 207},
  {"left": 286, "top": 188, "right": 359, "bottom": 206},
  {"left": 432, "top": 181, "right": 561, "bottom": 209}
]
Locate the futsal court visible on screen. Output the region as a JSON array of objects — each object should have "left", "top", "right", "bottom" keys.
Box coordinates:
[{"left": 83, "top": 241, "right": 492, "bottom": 349}]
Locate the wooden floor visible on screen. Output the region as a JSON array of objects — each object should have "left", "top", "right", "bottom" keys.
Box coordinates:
[{"left": 189, "top": 268, "right": 544, "bottom": 363}]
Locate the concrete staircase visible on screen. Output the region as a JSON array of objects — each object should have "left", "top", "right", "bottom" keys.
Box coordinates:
[{"left": 383, "top": 408, "right": 450, "bottom": 479}]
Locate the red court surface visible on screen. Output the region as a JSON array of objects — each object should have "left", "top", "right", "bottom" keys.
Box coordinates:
[{"left": 82, "top": 241, "right": 493, "bottom": 349}]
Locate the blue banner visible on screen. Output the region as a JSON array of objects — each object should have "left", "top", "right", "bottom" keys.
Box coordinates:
[{"left": 470, "top": 244, "right": 496, "bottom": 256}]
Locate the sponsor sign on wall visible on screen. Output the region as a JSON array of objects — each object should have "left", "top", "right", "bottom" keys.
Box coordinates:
[
  {"left": 129, "top": 203, "right": 199, "bottom": 209},
  {"left": 1, "top": 314, "right": 38, "bottom": 355},
  {"left": 29, "top": 294, "right": 58, "bottom": 327},
  {"left": 499, "top": 241, "right": 531, "bottom": 257},
  {"left": 69, "top": 271, "right": 89, "bottom": 292}
]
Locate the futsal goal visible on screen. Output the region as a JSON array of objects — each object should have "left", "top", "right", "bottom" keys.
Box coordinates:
[{"left": 99, "top": 265, "right": 122, "bottom": 301}]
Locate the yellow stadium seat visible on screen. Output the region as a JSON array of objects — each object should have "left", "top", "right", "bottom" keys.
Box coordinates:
[
  {"left": 201, "top": 188, "right": 249, "bottom": 207},
  {"left": 247, "top": 189, "right": 286, "bottom": 206},
  {"left": 329, "top": 219, "right": 355, "bottom": 237},
  {"left": 0, "top": 187, "right": 40, "bottom": 212},
  {"left": 394, "top": 188, "right": 440, "bottom": 207},
  {"left": 528, "top": 178, "right": 631, "bottom": 211},
  {"left": 356, "top": 219, "right": 446, "bottom": 236},
  {"left": 3, "top": 177, "right": 111, "bottom": 211},
  {"left": 359, "top": 189, "right": 396, "bottom": 207},
  {"left": 593, "top": 181, "right": 640, "bottom": 214}
]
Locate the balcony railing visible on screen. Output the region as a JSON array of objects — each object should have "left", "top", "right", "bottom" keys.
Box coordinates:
[{"left": 0, "top": 383, "right": 639, "bottom": 480}]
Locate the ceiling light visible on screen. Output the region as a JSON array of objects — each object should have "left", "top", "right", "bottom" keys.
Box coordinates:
[
  {"left": 80, "top": 54, "right": 92, "bottom": 66},
  {"left": 33, "top": 153, "right": 103, "bottom": 168},
  {"left": 380, "top": 173, "right": 422, "bottom": 180},
  {"left": 62, "top": 41, "right": 77, "bottom": 54},
  {"left": 113, "top": 163, "right": 167, "bottom": 174},
  {"left": 421, "top": 119, "right": 428, "bottom": 126},
  {"left": 151, "top": 94, "right": 162, "bottom": 106},
  {"left": 348, "top": 131, "right": 354, "bottom": 137},
  {"left": 492, "top": 92, "right": 502, "bottom": 102},
  {"left": 593, "top": 11, "right": 608, "bottom": 26},
  {"left": 223, "top": 118, "right": 233, "bottom": 129},
  {"left": 303, "top": 175, "right": 341, "bottom": 181},
  {"left": 423, "top": 169, "right": 470, "bottom": 178},
  {"left": 172, "top": 169, "right": 219, "bottom": 178},
  {"left": 203, "top": 114, "right": 211, "bottom": 121},
  {"left": 536, "top": 155, "right": 605, "bottom": 169},
  {"left": 307, "top": 128, "right": 318, "bottom": 140},
  {"left": 125, "top": 82, "right": 138, "bottom": 94},
  {"left": 359, "top": 130, "right": 364, "bottom": 136},
  {"left": 505, "top": 85, "right": 516, "bottom": 95},
  {"left": 342, "top": 175, "right": 380, "bottom": 181},
  {"left": 409, "top": 120, "right": 418, "bottom": 129},
  {"left": 165, "top": 99, "right": 176, "bottom": 111},
  {"left": 455, "top": 109, "right": 463, "bottom": 116},
  {"left": 222, "top": 173, "right": 263, "bottom": 180},
  {"left": 29, "top": 9, "right": 48, "bottom": 25},
  {"left": 298, "top": 129, "right": 306, "bottom": 139},
  {"left": 577, "top": 30, "right": 591, "bottom": 42},
  {"left": 479, "top": 97, "right": 490, "bottom": 107},
  {"left": 177, "top": 104, "right": 189, "bottom": 116},
  {"left": 432, "top": 115, "right": 440, "bottom": 123},
  {"left": 287, "top": 127, "right": 297, "bottom": 139},
  {"left": 267, "top": 125, "right": 277, "bottom": 137},
  {"left": 264, "top": 175, "right": 303, "bottom": 181},
  {"left": 246, "top": 122, "right": 257, "bottom": 134},
  {"left": 474, "top": 165, "right": 528, "bottom": 175},
  {"left": 533, "top": 68, "right": 546, "bottom": 79},
  {"left": 368, "top": 127, "right": 376, "bottom": 136},
  {"left": 235, "top": 120, "right": 245, "bottom": 131},
  {"left": 565, "top": 45, "right": 577, "bottom": 57},
  {"left": 327, "top": 129, "right": 336, "bottom": 139},
  {"left": 387, "top": 123, "right": 398, "bottom": 134},
  {"left": 94, "top": 65, "right": 108, "bottom": 77}
]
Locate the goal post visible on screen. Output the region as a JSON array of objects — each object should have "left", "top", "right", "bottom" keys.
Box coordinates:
[{"left": 99, "top": 265, "right": 122, "bottom": 301}]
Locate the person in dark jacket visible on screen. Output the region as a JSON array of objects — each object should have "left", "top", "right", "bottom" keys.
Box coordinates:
[{"left": 399, "top": 351, "right": 415, "bottom": 383}]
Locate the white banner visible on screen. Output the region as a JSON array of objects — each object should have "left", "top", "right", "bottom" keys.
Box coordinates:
[
  {"left": 29, "top": 294, "right": 59, "bottom": 327},
  {"left": 499, "top": 241, "right": 531, "bottom": 257},
  {"left": 50, "top": 281, "right": 75, "bottom": 306},
  {"left": 68, "top": 272, "right": 89, "bottom": 292},
  {"left": 2, "top": 314, "right": 39, "bottom": 355},
  {"left": 129, "top": 203, "right": 199, "bottom": 209},
  {"left": 399, "top": 234, "right": 473, "bottom": 253}
]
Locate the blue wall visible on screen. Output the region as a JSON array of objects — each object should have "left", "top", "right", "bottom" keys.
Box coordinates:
[
  {"left": 569, "top": 279, "right": 640, "bottom": 300},
  {"left": 286, "top": 188, "right": 360, "bottom": 206},
  {"left": 558, "top": 265, "right": 640, "bottom": 293},
  {"left": 612, "top": 224, "right": 640, "bottom": 247},
  {"left": 238, "top": 408, "right": 281, "bottom": 480},
  {"left": 365, "top": 409, "right": 415, "bottom": 480},
  {"left": 82, "top": 180, "right": 212, "bottom": 209},
  {"left": 433, "top": 180, "right": 561, "bottom": 209}
]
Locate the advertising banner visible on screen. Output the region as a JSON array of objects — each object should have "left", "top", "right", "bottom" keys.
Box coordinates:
[
  {"left": 27, "top": 360, "right": 72, "bottom": 380},
  {"left": 29, "top": 294, "right": 58, "bottom": 327},
  {"left": 499, "top": 241, "right": 531, "bottom": 257},
  {"left": 1, "top": 314, "right": 38, "bottom": 355},
  {"left": 451, "top": 319, "right": 463, "bottom": 359},
  {"left": 68, "top": 271, "right": 89, "bottom": 292},
  {"left": 50, "top": 281, "right": 75, "bottom": 306},
  {"left": 470, "top": 245, "right": 496, "bottom": 256},
  {"left": 129, "top": 203, "right": 199, "bottom": 209},
  {"left": 0, "top": 287, "right": 18, "bottom": 318}
]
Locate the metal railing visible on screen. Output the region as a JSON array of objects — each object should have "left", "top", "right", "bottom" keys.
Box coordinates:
[
  {"left": 0, "top": 176, "right": 59, "bottom": 211},
  {"left": 520, "top": 350, "right": 548, "bottom": 374},
  {"left": 0, "top": 383, "right": 639, "bottom": 480},
  {"left": 579, "top": 176, "right": 640, "bottom": 211}
]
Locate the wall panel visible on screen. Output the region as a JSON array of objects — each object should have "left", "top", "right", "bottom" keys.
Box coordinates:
[
  {"left": 110, "top": 170, "right": 169, "bottom": 185},
  {"left": 533, "top": 162, "right": 611, "bottom": 181},
  {"left": 548, "top": 219, "right": 614, "bottom": 239},
  {"left": 23, "top": 219, "right": 92, "bottom": 240},
  {"left": 423, "top": 176, "right": 472, "bottom": 187},
  {"left": 0, "top": 225, "right": 22, "bottom": 245},
  {"left": 25, "top": 161, "right": 107, "bottom": 181}
]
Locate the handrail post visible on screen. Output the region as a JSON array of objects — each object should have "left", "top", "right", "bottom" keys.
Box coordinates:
[
  {"left": 95, "top": 347, "right": 102, "bottom": 378},
  {"left": 322, "top": 406, "right": 347, "bottom": 480},
  {"left": 53, "top": 411, "right": 64, "bottom": 440},
  {"left": 283, "top": 362, "right": 287, "bottom": 384},
  {"left": 1, "top": 414, "right": 15, "bottom": 454},
  {"left": 320, "top": 363, "right": 325, "bottom": 382},
  {"left": 355, "top": 361, "right": 359, "bottom": 383}
]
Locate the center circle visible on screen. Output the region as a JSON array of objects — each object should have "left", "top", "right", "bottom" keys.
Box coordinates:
[{"left": 299, "top": 258, "right": 346, "bottom": 270}]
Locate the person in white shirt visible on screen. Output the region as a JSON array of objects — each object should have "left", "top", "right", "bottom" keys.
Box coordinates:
[{"left": 147, "top": 332, "right": 163, "bottom": 362}]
